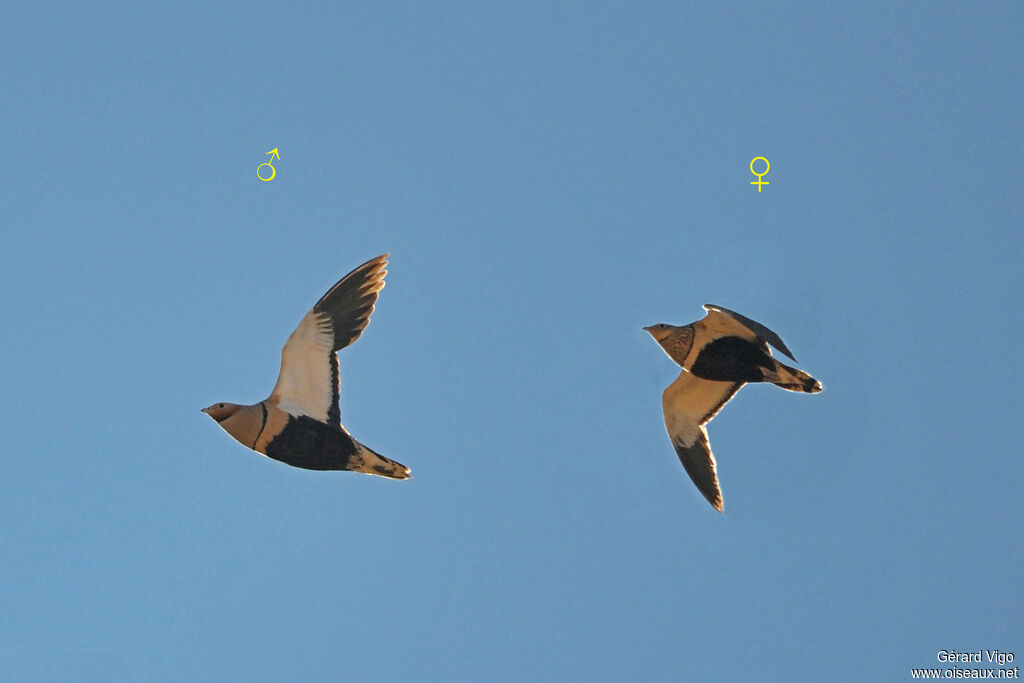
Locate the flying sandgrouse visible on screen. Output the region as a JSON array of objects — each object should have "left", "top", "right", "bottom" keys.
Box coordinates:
[
  {"left": 645, "top": 304, "right": 821, "bottom": 511},
  {"left": 202, "top": 254, "right": 410, "bottom": 479}
]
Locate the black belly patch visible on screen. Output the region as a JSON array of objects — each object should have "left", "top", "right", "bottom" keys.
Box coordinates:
[
  {"left": 264, "top": 415, "right": 359, "bottom": 471},
  {"left": 690, "top": 336, "right": 773, "bottom": 382}
]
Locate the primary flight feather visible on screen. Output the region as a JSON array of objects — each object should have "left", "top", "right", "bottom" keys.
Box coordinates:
[
  {"left": 202, "top": 254, "right": 410, "bottom": 479},
  {"left": 645, "top": 304, "right": 821, "bottom": 511}
]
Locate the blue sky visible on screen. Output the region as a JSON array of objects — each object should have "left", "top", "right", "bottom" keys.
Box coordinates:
[{"left": 2, "top": 2, "right": 1021, "bottom": 681}]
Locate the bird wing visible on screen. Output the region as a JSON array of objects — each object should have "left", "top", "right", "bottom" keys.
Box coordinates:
[
  {"left": 702, "top": 304, "right": 797, "bottom": 362},
  {"left": 662, "top": 370, "right": 744, "bottom": 512},
  {"left": 270, "top": 254, "right": 388, "bottom": 426}
]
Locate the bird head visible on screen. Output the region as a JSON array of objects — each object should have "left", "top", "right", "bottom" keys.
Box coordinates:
[
  {"left": 202, "top": 402, "right": 242, "bottom": 422},
  {"left": 643, "top": 323, "right": 675, "bottom": 342}
]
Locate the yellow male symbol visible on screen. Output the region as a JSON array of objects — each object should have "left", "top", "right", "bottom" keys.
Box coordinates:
[
  {"left": 750, "top": 156, "right": 769, "bottom": 192},
  {"left": 258, "top": 148, "right": 280, "bottom": 182}
]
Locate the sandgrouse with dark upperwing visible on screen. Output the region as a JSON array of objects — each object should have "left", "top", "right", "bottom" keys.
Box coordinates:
[
  {"left": 202, "top": 254, "right": 410, "bottom": 479},
  {"left": 645, "top": 304, "right": 821, "bottom": 511}
]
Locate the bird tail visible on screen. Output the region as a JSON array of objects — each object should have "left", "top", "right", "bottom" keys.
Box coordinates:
[
  {"left": 764, "top": 361, "right": 822, "bottom": 393},
  {"left": 349, "top": 441, "right": 412, "bottom": 480}
]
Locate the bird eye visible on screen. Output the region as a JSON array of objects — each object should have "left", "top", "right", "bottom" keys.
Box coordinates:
[{"left": 218, "top": 403, "right": 224, "bottom": 408}]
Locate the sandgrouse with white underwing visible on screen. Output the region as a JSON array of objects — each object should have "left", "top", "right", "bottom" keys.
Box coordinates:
[
  {"left": 645, "top": 304, "right": 821, "bottom": 511},
  {"left": 202, "top": 254, "right": 410, "bottom": 479}
]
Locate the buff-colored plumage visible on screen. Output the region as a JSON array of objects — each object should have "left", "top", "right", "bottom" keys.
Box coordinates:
[
  {"left": 645, "top": 305, "right": 821, "bottom": 511},
  {"left": 203, "top": 254, "right": 410, "bottom": 479}
]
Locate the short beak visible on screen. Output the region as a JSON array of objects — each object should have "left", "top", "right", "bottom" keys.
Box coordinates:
[{"left": 642, "top": 325, "right": 652, "bottom": 332}]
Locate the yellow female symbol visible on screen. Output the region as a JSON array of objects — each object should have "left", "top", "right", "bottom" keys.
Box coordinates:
[
  {"left": 257, "top": 148, "right": 280, "bottom": 182},
  {"left": 750, "top": 156, "right": 769, "bottom": 192}
]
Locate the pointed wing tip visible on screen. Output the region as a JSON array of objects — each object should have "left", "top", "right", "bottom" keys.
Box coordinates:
[
  {"left": 703, "top": 303, "right": 799, "bottom": 363},
  {"left": 702, "top": 484, "right": 724, "bottom": 512},
  {"left": 697, "top": 487, "right": 724, "bottom": 513},
  {"left": 368, "top": 254, "right": 389, "bottom": 283},
  {"left": 357, "top": 254, "right": 389, "bottom": 276}
]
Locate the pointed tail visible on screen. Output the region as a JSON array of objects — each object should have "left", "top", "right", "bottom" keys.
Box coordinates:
[
  {"left": 349, "top": 441, "right": 411, "bottom": 480},
  {"left": 765, "top": 361, "right": 822, "bottom": 393}
]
